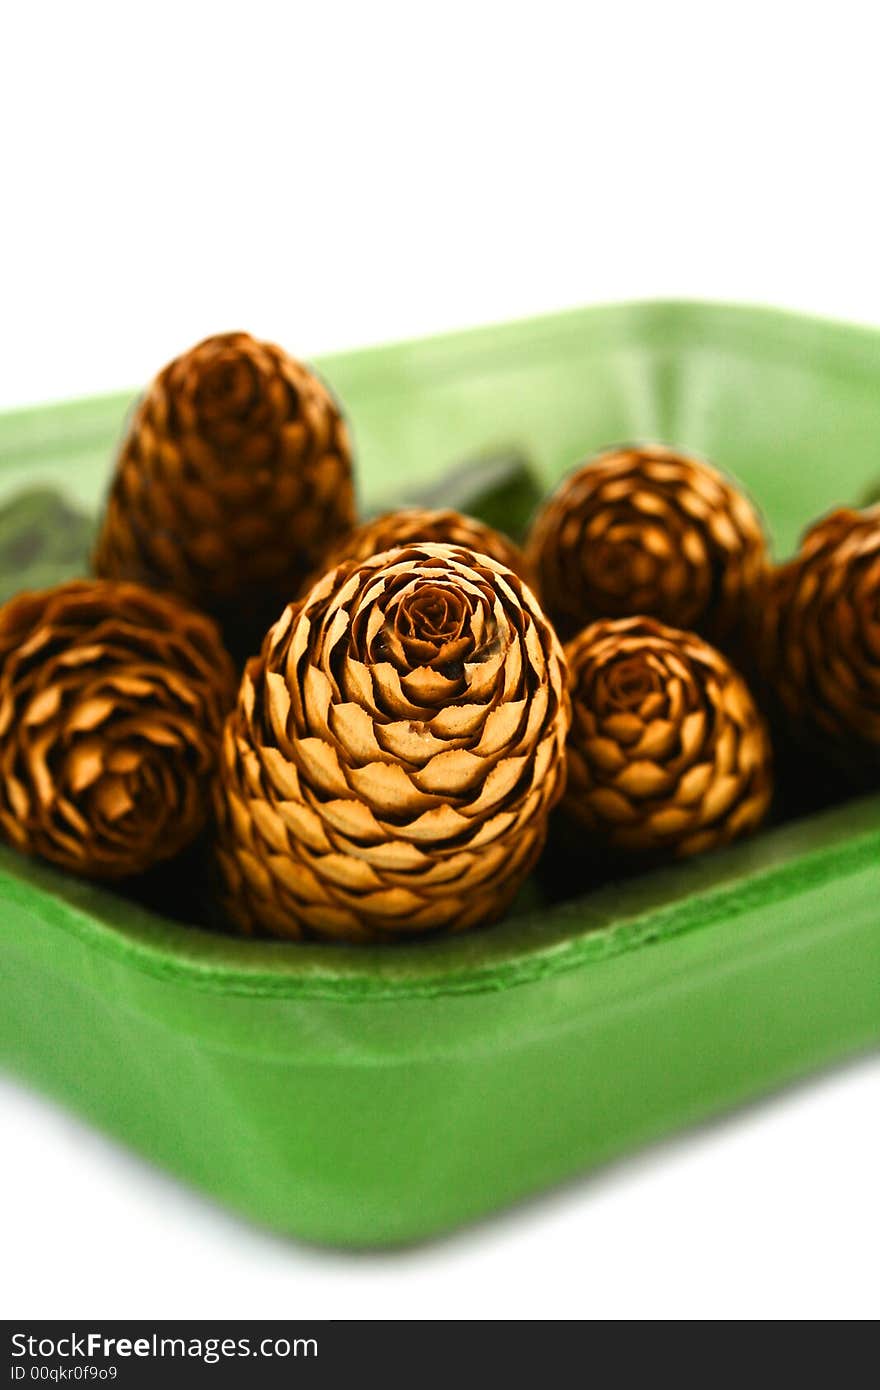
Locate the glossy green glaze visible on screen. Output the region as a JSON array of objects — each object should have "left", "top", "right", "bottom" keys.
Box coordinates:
[{"left": 0, "top": 301, "right": 878, "bottom": 1245}]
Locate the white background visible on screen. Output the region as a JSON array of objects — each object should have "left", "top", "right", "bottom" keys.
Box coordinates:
[{"left": 1, "top": 1, "right": 878, "bottom": 1321}]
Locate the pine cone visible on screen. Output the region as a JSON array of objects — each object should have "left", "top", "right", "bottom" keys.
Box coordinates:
[
  {"left": 93, "top": 332, "right": 356, "bottom": 659},
  {"left": 563, "top": 617, "right": 772, "bottom": 859},
  {"left": 304, "top": 507, "right": 532, "bottom": 593},
  {"left": 526, "top": 444, "right": 769, "bottom": 646},
  {"left": 215, "top": 542, "right": 570, "bottom": 941},
  {"left": 760, "top": 506, "right": 880, "bottom": 770},
  {"left": 0, "top": 579, "right": 236, "bottom": 880}
]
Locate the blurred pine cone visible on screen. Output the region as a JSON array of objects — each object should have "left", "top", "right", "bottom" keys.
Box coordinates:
[
  {"left": 526, "top": 444, "right": 769, "bottom": 648},
  {"left": 0, "top": 580, "right": 236, "bottom": 880},
  {"left": 305, "top": 507, "right": 532, "bottom": 593},
  {"left": 93, "top": 332, "right": 356, "bottom": 660},
  {"left": 563, "top": 617, "right": 772, "bottom": 859},
  {"left": 215, "top": 542, "right": 570, "bottom": 941},
  {"left": 760, "top": 506, "right": 880, "bottom": 772}
]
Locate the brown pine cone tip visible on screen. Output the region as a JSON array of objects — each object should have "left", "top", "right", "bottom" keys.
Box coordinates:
[
  {"left": 526, "top": 444, "right": 769, "bottom": 645},
  {"left": 760, "top": 505, "right": 880, "bottom": 764},
  {"left": 0, "top": 580, "right": 236, "bottom": 881},
  {"left": 303, "top": 507, "right": 533, "bottom": 595},
  {"left": 92, "top": 331, "right": 356, "bottom": 656},
  {"left": 214, "top": 541, "right": 570, "bottom": 942},
  {"left": 563, "top": 617, "right": 772, "bottom": 859}
]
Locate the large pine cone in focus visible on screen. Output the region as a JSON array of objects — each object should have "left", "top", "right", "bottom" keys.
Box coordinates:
[
  {"left": 306, "top": 507, "right": 531, "bottom": 593},
  {"left": 215, "top": 542, "right": 570, "bottom": 941},
  {"left": 759, "top": 506, "right": 880, "bottom": 772},
  {"left": 526, "top": 444, "right": 769, "bottom": 647},
  {"left": 0, "top": 580, "right": 236, "bottom": 880},
  {"left": 93, "top": 332, "right": 356, "bottom": 659},
  {"left": 564, "top": 617, "right": 772, "bottom": 859}
]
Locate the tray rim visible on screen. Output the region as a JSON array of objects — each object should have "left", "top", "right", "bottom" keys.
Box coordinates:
[
  {"left": 1, "top": 801, "right": 878, "bottom": 1001},
  {"left": 6, "top": 296, "right": 880, "bottom": 428},
  {"left": 2, "top": 296, "right": 879, "bottom": 1001}
]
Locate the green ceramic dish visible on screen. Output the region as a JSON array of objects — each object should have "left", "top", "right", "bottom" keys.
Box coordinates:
[{"left": 1, "top": 301, "right": 878, "bottom": 1247}]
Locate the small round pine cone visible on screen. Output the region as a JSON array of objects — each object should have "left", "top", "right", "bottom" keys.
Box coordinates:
[
  {"left": 215, "top": 542, "right": 570, "bottom": 942},
  {"left": 93, "top": 332, "right": 356, "bottom": 658},
  {"left": 563, "top": 617, "right": 772, "bottom": 859},
  {"left": 305, "top": 507, "right": 532, "bottom": 593},
  {"left": 526, "top": 444, "right": 769, "bottom": 647},
  {"left": 0, "top": 580, "right": 236, "bottom": 880},
  {"left": 760, "top": 506, "right": 880, "bottom": 770}
]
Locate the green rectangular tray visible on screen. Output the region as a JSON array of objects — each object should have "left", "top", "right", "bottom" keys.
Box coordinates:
[{"left": 1, "top": 301, "right": 878, "bottom": 1247}]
